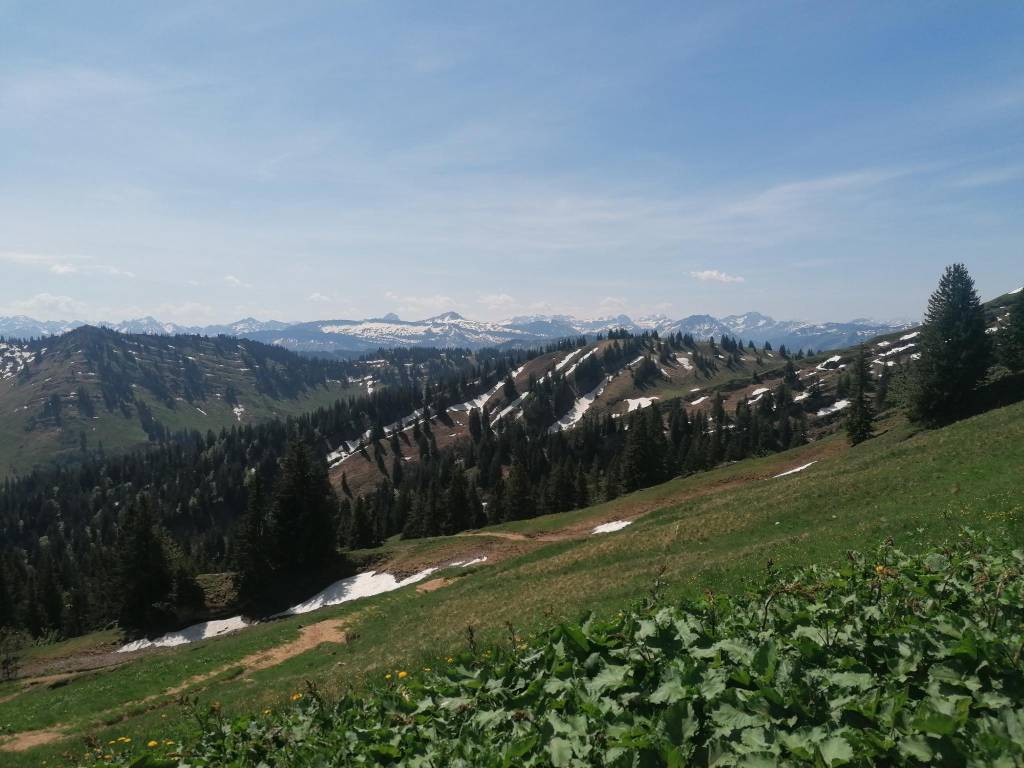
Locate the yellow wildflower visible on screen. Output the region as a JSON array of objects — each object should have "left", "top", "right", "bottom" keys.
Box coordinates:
[
  {"left": 874, "top": 564, "right": 885, "bottom": 574},
  {"left": 398, "top": 670, "right": 408, "bottom": 679},
  {"left": 290, "top": 692, "right": 303, "bottom": 702},
  {"left": 385, "top": 672, "right": 392, "bottom": 680},
  {"left": 147, "top": 740, "right": 159, "bottom": 748}
]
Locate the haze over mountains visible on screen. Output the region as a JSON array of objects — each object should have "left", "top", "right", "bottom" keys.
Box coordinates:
[{"left": 0, "top": 309, "right": 910, "bottom": 355}]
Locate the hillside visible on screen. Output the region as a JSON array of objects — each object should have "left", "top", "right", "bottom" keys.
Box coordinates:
[
  {"left": 1, "top": 396, "right": 1021, "bottom": 764},
  {"left": 327, "top": 328, "right": 919, "bottom": 501},
  {"left": 0, "top": 326, "right": 356, "bottom": 478}
]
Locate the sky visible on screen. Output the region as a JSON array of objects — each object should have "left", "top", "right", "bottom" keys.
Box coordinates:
[{"left": 1, "top": 1, "right": 1021, "bottom": 326}]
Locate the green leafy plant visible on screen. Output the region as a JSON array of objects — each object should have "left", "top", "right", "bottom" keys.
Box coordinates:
[{"left": 91, "top": 533, "right": 1024, "bottom": 766}]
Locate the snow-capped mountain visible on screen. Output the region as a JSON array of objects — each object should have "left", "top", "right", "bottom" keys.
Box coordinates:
[{"left": 0, "top": 310, "right": 913, "bottom": 353}]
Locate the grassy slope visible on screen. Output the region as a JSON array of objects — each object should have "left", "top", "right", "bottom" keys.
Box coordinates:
[
  {"left": 0, "top": 334, "right": 353, "bottom": 479},
  {"left": 2, "top": 401, "right": 1022, "bottom": 764}
]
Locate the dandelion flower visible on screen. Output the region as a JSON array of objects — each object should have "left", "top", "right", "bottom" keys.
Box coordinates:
[{"left": 398, "top": 670, "right": 408, "bottom": 679}]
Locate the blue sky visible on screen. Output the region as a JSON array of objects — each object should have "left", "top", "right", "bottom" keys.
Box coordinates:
[{"left": 1, "top": 1, "right": 1021, "bottom": 325}]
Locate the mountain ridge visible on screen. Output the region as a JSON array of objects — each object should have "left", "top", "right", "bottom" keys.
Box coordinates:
[{"left": 0, "top": 309, "right": 913, "bottom": 355}]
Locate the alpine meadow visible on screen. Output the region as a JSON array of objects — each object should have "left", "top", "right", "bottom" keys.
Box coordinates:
[{"left": 0, "top": 3, "right": 1022, "bottom": 767}]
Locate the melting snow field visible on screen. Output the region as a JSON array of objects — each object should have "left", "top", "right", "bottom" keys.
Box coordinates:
[
  {"left": 773, "top": 461, "right": 818, "bottom": 479},
  {"left": 592, "top": 520, "right": 632, "bottom": 535},
  {"left": 817, "top": 399, "right": 851, "bottom": 417},
  {"left": 119, "top": 616, "right": 250, "bottom": 653},
  {"left": 690, "top": 396, "right": 709, "bottom": 406},
  {"left": 625, "top": 396, "right": 659, "bottom": 412},
  {"left": 118, "top": 558, "right": 488, "bottom": 653},
  {"left": 549, "top": 377, "right": 611, "bottom": 433},
  {"left": 816, "top": 355, "right": 842, "bottom": 371}
]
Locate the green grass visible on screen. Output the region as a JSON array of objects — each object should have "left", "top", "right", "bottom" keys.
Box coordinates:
[{"left": 2, "top": 401, "right": 1022, "bottom": 764}]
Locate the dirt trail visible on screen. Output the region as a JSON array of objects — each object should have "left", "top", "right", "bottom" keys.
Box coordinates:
[
  {"left": 0, "top": 728, "right": 66, "bottom": 752},
  {"left": 0, "top": 618, "right": 350, "bottom": 754},
  {"left": 164, "top": 617, "right": 348, "bottom": 697}
]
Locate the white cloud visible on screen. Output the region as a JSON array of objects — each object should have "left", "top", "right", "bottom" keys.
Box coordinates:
[
  {"left": 1, "top": 251, "right": 133, "bottom": 278},
  {"left": 224, "top": 274, "right": 252, "bottom": 288},
  {"left": 599, "top": 296, "right": 627, "bottom": 312},
  {"left": 0, "top": 292, "right": 89, "bottom": 318},
  {"left": 690, "top": 269, "right": 745, "bottom": 284},
  {"left": 950, "top": 165, "right": 1024, "bottom": 189},
  {"left": 385, "top": 291, "right": 455, "bottom": 318},
  {"left": 307, "top": 292, "right": 332, "bottom": 303},
  {"left": 477, "top": 293, "right": 516, "bottom": 310},
  {"left": 0, "top": 251, "right": 53, "bottom": 266}
]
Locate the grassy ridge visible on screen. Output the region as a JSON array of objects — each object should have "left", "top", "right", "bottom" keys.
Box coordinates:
[
  {"left": 98, "top": 537, "right": 1024, "bottom": 766},
  {"left": 1, "top": 401, "right": 1022, "bottom": 764}
]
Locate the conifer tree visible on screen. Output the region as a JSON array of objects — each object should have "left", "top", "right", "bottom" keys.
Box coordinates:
[
  {"left": 268, "top": 438, "right": 339, "bottom": 575},
  {"left": 998, "top": 288, "right": 1024, "bottom": 372},
  {"left": 845, "top": 345, "right": 875, "bottom": 445},
  {"left": 117, "top": 502, "right": 173, "bottom": 636},
  {"left": 908, "top": 264, "right": 991, "bottom": 425}
]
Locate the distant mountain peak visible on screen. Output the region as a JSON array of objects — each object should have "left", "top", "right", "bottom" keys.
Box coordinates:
[{"left": 429, "top": 311, "right": 465, "bottom": 322}]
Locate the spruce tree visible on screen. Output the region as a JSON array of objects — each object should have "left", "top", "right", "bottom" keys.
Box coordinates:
[
  {"left": 845, "top": 345, "right": 875, "bottom": 445},
  {"left": 117, "top": 502, "right": 173, "bottom": 636},
  {"left": 908, "top": 264, "right": 991, "bottom": 425},
  {"left": 998, "top": 289, "right": 1024, "bottom": 372},
  {"left": 268, "top": 438, "right": 339, "bottom": 576}
]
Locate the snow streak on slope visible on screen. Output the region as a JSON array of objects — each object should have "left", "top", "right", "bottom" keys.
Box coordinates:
[
  {"left": 773, "top": 461, "right": 818, "bottom": 478},
  {"left": 549, "top": 376, "right": 613, "bottom": 433},
  {"left": 118, "top": 558, "right": 489, "bottom": 652}
]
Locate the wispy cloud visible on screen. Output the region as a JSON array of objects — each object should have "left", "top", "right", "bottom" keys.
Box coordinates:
[
  {"left": 307, "top": 292, "right": 332, "bottom": 303},
  {"left": 690, "top": 269, "right": 745, "bottom": 284},
  {"left": 384, "top": 291, "right": 454, "bottom": 318},
  {"left": 0, "top": 292, "right": 89, "bottom": 318},
  {"left": 950, "top": 165, "right": 1024, "bottom": 189},
  {"left": 224, "top": 274, "right": 252, "bottom": 288},
  {"left": 0, "top": 67, "right": 153, "bottom": 115},
  {"left": 1, "top": 250, "right": 134, "bottom": 278},
  {"left": 477, "top": 293, "right": 516, "bottom": 310}
]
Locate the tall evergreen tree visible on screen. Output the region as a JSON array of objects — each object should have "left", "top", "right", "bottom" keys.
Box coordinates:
[
  {"left": 268, "top": 439, "right": 340, "bottom": 575},
  {"left": 998, "top": 288, "right": 1024, "bottom": 372},
  {"left": 845, "top": 345, "right": 875, "bottom": 445},
  {"left": 117, "top": 502, "right": 173, "bottom": 636},
  {"left": 908, "top": 264, "right": 991, "bottom": 425}
]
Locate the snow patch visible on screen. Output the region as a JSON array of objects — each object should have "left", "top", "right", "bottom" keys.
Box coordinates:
[
  {"left": 549, "top": 376, "right": 612, "bottom": 433},
  {"left": 690, "top": 396, "right": 709, "bottom": 406},
  {"left": 773, "top": 461, "right": 818, "bottom": 479},
  {"left": 625, "top": 396, "right": 659, "bottom": 412},
  {"left": 118, "top": 557, "right": 489, "bottom": 652},
  {"left": 817, "top": 399, "right": 850, "bottom": 417},
  {"left": 592, "top": 520, "right": 632, "bottom": 535}
]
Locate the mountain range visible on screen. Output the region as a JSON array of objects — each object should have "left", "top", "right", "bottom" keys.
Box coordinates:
[{"left": 0, "top": 310, "right": 912, "bottom": 355}]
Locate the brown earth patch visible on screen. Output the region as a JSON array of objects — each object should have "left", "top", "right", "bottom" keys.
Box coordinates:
[
  {"left": 163, "top": 617, "right": 349, "bottom": 698},
  {"left": 0, "top": 727, "right": 66, "bottom": 752},
  {"left": 416, "top": 578, "right": 451, "bottom": 594}
]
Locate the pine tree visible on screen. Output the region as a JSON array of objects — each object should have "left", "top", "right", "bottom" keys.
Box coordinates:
[
  {"left": 117, "top": 502, "right": 173, "bottom": 636},
  {"left": 998, "top": 288, "right": 1024, "bottom": 372},
  {"left": 268, "top": 439, "right": 339, "bottom": 575},
  {"left": 845, "top": 345, "right": 875, "bottom": 445},
  {"left": 234, "top": 475, "right": 271, "bottom": 607},
  {"left": 908, "top": 264, "right": 992, "bottom": 425}
]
